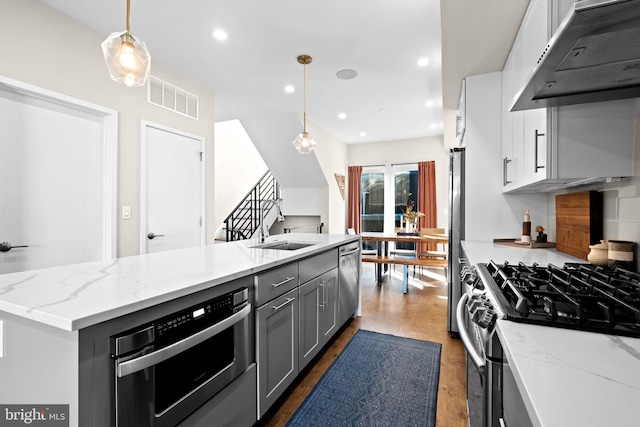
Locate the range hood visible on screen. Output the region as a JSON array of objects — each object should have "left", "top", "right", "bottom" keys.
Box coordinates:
[{"left": 511, "top": 0, "right": 640, "bottom": 111}]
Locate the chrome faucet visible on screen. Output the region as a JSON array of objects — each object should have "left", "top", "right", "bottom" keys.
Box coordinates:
[{"left": 259, "top": 198, "right": 285, "bottom": 243}]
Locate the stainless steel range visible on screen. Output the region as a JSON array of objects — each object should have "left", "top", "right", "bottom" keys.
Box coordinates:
[{"left": 457, "top": 261, "right": 640, "bottom": 427}]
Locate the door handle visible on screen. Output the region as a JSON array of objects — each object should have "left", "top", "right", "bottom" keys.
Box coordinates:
[
  {"left": 147, "top": 233, "right": 165, "bottom": 240},
  {"left": 0, "top": 242, "right": 29, "bottom": 252}
]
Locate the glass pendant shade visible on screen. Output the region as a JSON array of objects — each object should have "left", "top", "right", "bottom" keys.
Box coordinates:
[
  {"left": 292, "top": 131, "right": 316, "bottom": 155},
  {"left": 101, "top": 31, "right": 151, "bottom": 87},
  {"left": 292, "top": 54, "right": 315, "bottom": 154}
]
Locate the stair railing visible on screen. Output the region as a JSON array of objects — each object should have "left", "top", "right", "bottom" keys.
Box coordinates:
[{"left": 224, "top": 171, "right": 280, "bottom": 242}]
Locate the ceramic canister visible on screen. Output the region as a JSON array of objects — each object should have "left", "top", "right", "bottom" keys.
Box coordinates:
[
  {"left": 608, "top": 240, "right": 635, "bottom": 269},
  {"left": 587, "top": 240, "right": 608, "bottom": 267}
]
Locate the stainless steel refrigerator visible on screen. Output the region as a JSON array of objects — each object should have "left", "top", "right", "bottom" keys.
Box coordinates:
[{"left": 447, "top": 147, "right": 465, "bottom": 336}]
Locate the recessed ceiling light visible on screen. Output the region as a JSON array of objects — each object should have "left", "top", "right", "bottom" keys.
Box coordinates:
[
  {"left": 379, "top": 109, "right": 386, "bottom": 112},
  {"left": 360, "top": 131, "right": 367, "bottom": 137},
  {"left": 425, "top": 100, "right": 434, "bottom": 107},
  {"left": 212, "top": 29, "right": 228, "bottom": 41},
  {"left": 430, "top": 124, "right": 437, "bottom": 130},
  {"left": 338, "top": 113, "right": 347, "bottom": 120},
  {"left": 336, "top": 69, "right": 358, "bottom": 80},
  {"left": 284, "top": 85, "right": 295, "bottom": 93},
  {"left": 417, "top": 57, "right": 429, "bottom": 67}
]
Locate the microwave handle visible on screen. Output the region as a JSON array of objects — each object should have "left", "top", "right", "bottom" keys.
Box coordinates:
[
  {"left": 117, "top": 303, "right": 251, "bottom": 378},
  {"left": 456, "top": 292, "right": 486, "bottom": 375}
]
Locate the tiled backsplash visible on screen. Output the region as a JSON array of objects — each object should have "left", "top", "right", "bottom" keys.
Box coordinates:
[{"left": 547, "top": 177, "right": 640, "bottom": 267}]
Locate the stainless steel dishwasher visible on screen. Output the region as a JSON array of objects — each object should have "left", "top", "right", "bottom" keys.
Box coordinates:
[{"left": 338, "top": 241, "right": 361, "bottom": 326}]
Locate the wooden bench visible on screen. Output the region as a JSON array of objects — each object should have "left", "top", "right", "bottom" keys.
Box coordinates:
[
  {"left": 362, "top": 255, "right": 448, "bottom": 268},
  {"left": 361, "top": 255, "right": 448, "bottom": 293}
]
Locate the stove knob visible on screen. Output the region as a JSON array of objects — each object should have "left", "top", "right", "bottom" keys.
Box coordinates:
[{"left": 477, "top": 309, "right": 496, "bottom": 328}]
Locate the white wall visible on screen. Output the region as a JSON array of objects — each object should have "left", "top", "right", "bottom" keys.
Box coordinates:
[
  {"left": 306, "top": 119, "right": 348, "bottom": 234},
  {"left": 0, "top": 0, "right": 216, "bottom": 257},
  {"left": 347, "top": 136, "right": 449, "bottom": 229},
  {"left": 214, "top": 120, "right": 268, "bottom": 235}
]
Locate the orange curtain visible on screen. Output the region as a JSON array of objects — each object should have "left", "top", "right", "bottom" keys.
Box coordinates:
[
  {"left": 418, "top": 161, "right": 437, "bottom": 250},
  {"left": 347, "top": 166, "right": 362, "bottom": 234}
]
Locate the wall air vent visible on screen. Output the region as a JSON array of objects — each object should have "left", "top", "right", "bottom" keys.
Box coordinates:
[{"left": 147, "top": 76, "right": 199, "bottom": 120}]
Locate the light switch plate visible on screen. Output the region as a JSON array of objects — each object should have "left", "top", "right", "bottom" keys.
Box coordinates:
[
  {"left": 0, "top": 319, "right": 4, "bottom": 358},
  {"left": 122, "top": 206, "right": 131, "bottom": 220}
]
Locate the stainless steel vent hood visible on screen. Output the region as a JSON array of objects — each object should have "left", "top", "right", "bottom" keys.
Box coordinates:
[{"left": 511, "top": 0, "right": 640, "bottom": 111}]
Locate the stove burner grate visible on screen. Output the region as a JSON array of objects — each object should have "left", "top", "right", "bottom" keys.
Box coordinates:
[{"left": 484, "top": 261, "right": 640, "bottom": 337}]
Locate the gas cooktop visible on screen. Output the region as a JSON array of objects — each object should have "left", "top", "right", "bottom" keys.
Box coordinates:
[{"left": 478, "top": 261, "right": 640, "bottom": 338}]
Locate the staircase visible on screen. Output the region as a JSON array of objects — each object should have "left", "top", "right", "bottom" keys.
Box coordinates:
[{"left": 223, "top": 171, "right": 280, "bottom": 242}]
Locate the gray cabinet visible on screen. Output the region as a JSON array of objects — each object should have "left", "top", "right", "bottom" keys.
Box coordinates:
[
  {"left": 256, "top": 287, "right": 298, "bottom": 418},
  {"left": 299, "top": 268, "right": 338, "bottom": 370}
]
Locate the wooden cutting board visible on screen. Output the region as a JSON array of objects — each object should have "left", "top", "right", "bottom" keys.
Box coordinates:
[{"left": 555, "top": 191, "right": 603, "bottom": 260}]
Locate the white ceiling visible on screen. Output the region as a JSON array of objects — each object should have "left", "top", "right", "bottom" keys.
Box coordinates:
[{"left": 37, "top": 0, "right": 529, "bottom": 145}]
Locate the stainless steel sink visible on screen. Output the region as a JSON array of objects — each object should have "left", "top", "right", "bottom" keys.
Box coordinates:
[{"left": 251, "top": 241, "right": 315, "bottom": 251}]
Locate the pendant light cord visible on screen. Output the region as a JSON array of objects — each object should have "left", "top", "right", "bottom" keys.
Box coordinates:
[{"left": 303, "top": 62, "right": 307, "bottom": 133}]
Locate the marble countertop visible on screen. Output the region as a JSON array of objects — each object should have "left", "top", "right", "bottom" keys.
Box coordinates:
[
  {"left": 0, "top": 234, "right": 358, "bottom": 331},
  {"left": 462, "top": 241, "right": 640, "bottom": 427}
]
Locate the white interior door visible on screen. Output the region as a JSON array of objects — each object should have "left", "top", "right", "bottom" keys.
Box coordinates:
[
  {"left": 141, "top": 122, "right": 204, "bottom": 254},
  {"left": 0, "top": 78, "right": 117, "bottom": 274}
]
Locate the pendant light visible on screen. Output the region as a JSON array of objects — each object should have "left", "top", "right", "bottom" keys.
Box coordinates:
[
  {"left": 292, "top": 55, "right": 316, "bottom": 155},
  {"left": 101, "top": 0, "right": 151, "bottom": 87}
]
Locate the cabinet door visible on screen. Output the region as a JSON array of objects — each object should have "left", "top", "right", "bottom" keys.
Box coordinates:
[
  {"left": 298, "top": 268, "right": 339, "bottom": 371},
  {"left": 256, "top": 288, "right": 298, "bottom": 418},
  {"left": 522, "top": 108, "right": 548, "bottom": 185},
  {"left": 509, "top": 33, "right": 525, "bottom": 189},
  {"left": 298, "top": 279, "right": 321, "bottom": 371},
  {"left": 520, "top": 0, "right": 550, "bottom": 186},
  {"left": 320, "top": 268, "right": 339, "bottom": 344},
  {"left": 502, "top": 50, "right": 515, "bottom": 189}
]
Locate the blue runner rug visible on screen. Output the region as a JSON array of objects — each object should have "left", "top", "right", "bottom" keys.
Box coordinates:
[{"left": 286, "top": 329, "right": 442, "bottom": 427}]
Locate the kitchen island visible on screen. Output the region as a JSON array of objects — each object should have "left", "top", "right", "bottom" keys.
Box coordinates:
[
  {"left": 462, "top": 241, "right": 640, "bottom": 427},
  {"left": 0, "top": 233, "right": 360, "bottom": 427}
]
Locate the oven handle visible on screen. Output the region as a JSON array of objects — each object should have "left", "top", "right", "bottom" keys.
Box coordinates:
[
  {"left": 456, "top": 293, "right": 486, "bottom": 375},
  {"left": 117, "top": 303, "right": 251, "bottom": 378}
]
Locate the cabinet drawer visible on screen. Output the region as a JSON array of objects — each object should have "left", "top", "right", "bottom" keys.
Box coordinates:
[
  {"left": 254, "top": 263, "right": 299, "bottom": 307},
  {"left": 299, "top": 249, "right": 338, "bottom": 284}
]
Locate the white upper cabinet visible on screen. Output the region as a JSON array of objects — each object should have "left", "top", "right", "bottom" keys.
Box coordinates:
[{"left": 502, "top": 0, "right": 636, "bottom": 193}]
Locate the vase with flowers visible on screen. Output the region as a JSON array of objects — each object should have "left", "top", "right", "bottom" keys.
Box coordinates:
[
  {"left": 536, "top": 225, "right": 547, "bottom": 243},
  {"left": 402, "top": 205, "right": 424, "bottom": 234}
]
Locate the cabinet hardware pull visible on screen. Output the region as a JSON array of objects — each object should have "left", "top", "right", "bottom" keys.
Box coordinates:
[
  {"left": 456, "top": 115, "right": 461, "bottom": 136},
  {"left": 271, "top": 276, "right": 295, "bottom": 288},
  {"left": 323, "top": 282, "right": 328, "bottom": 307},
  {"left": 503, "top": 157, "right": 512, "bottom": 186},
  {"left": 319, "top": 283, "right": 325, "bottom": 308},
  {"left": 272, "top": 297, "right": 295, "bottom": 311},
  {"left": 534, "top": 129, "right": 545, "bottom": 173}
]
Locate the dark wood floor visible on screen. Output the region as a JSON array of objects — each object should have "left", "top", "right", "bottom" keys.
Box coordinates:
[{"left": 258, "top": 263, "right": 468, "bottom": 427}]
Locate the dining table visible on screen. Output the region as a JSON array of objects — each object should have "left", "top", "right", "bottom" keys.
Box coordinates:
[{"left": 360, "top": 232, "right": 449, "bottom": 283}]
